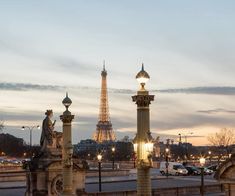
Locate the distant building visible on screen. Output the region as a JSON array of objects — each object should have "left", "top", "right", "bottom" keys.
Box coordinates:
[
  {"left": 75, "top": 139, "right": 97, "bottom": 154},
  {"left": 93, "top": 64, "right": 116, "bottom": 143}
]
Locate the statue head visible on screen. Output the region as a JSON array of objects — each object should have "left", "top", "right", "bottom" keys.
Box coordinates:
[{"left": 45, "top": 110, "right": 53, "bottom": 118}]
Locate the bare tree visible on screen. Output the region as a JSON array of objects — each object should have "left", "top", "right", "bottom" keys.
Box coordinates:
[{"left": 208, "top": 128, "right": 235, "bottom": 157}]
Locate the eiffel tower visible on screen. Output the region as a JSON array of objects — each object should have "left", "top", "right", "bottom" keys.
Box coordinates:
[{"left": 93, "top": 63, "right": 116, "bottom": 143}]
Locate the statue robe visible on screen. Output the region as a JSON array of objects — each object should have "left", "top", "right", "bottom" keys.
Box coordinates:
[{"left": 40, "top": 116, "right": 54, "bottom": 146}]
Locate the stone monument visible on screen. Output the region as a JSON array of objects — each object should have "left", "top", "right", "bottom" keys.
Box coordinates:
[{"left": 25, "top": 96, "right": 86, "bottom": 196}]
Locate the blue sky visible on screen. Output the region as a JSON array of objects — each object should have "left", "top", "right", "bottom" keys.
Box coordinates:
[{"left": 0, "top": 1, "right": 235, "bottom": 145}]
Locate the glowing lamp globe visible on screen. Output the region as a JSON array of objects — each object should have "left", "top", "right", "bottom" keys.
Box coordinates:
[
  {"left": 165, "top": 148, "right": 169, "bottom": 153},
  {"left": 136, "top": 63, "right": 150, "bottom": 90},
  {"left": 132, "top": 134, "right": 138, "bottom": 153},
  {"left": 97, "top": 154, "right": 102, "bottom": 162},
  {"left": 199, "top": 157, "right": 206, "bottom": 167},
  {"left": 133, "top": 143, "right": 138, "bottom": 153},
  {"left": 145, "top": 142, "right": 154, "bottom": 153}
]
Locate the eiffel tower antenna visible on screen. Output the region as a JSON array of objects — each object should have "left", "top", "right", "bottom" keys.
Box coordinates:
[{"left": 103, "top": 60, "right": 105, "bottom": 71}]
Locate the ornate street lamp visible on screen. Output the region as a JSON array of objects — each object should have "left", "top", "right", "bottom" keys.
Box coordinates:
[
  {"left": 132, "top": 64, "right": 154, "bottom": 196},
  {"left": 208, "top": 151, "right": 212, "bottom": 163},
  {"left": 199, "top": 157, "right": 206, "bottom": 196},
  {"left": 97, "top": 154, "right": 102, "bottom": 192},
  {"left": 111, "top": 147, "right": 116, "bottom": 170},
  {"left": 165, "top": 147, "right": 170, "bottom": 178},
  {"left": 144, "top": 131, "right": 154, "bottom": 154}
]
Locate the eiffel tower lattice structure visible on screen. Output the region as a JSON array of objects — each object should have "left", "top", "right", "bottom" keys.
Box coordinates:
[{"left": 93, "top": 63, "right": 116, "bottom": 143}]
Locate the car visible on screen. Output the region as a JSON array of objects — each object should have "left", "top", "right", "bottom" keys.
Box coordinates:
[
  {"left": 204, "top": 167, "right": 214, "bottom": 175},
  {"left": 11, "top": 159, "right": 21, "bottom": 164},
  {"left": 0, "top": 158, "right": 4, "bottom": 164},
  {"left": 207, "top": 165, "right": 218, "bottom": 172},
  {"left": 160, "top": 162, "right": 188, "bottom": 176},
  {"left": 185, "top": 166, "right": 200, "bottom": 175},
  {"left": 196, "top": 167, "right": 214, "bottom": 175}
]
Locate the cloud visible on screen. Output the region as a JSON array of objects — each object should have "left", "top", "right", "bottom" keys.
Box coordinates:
[
  {"left": 0, "top": 82, "right": 63, "bottom": 91},
  {"left": 150, "top": 111, "right": 235, "bottom": 131},
  {"left": 197, "top": 108, "right": 235, "bottom": 114},
  {"left": 156, "top": 86, "right": 235, "bottom": 95},
  {"left": 1, "top": 82, "right": 235, "bottom": 96}
]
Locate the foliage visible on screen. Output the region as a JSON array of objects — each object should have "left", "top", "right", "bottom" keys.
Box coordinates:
[
  {"left": 0, "top": 121, "right": 4, "bottom": 132},
  {"left": 114, "top": 141, "right": 134, "bottom": 161},
  {"left": 0, "top": 133, "right": 25, "bottom": 156},
  {"left": 0, "top": 133, "right": 40, "bottom": 157}
]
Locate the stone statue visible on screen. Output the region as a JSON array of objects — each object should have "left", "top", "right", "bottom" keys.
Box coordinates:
[
  {"left": 40, "top": 110, "right": 55, "bottom": 148},
  {"left": 40, "top": 110, "right": 63, "bottom": 154}
]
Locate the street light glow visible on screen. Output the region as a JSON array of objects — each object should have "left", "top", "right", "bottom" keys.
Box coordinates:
[
  {"left": 97, "top": 154, "right": 102, "bottom": 162},
  {"left": 145, "top": 142, "right": 153, "bottom": 153},
  {"left": 199, "top": 157, "right": 206, "bottom": 166},
  {"left": 165, "top": 148, "right": 169, "bottom": 153},
  {"left": 133, "top": 143, "right": 137, "bottom": 153}
]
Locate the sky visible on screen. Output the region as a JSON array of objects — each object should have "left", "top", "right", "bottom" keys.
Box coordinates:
[{"left": 0, "top": 0, "right": 235, "bottom": 146}]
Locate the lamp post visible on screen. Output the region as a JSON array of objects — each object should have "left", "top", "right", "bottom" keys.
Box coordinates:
[
  {"left": 21, "top": 125, "right": 40, "bottom": 148},
  {"left": 111, "top": 147, "right": 115, "bottom": 170},
  {"left": 208, "top": 151, "right": 212, "bottom": 164},
  {"left": 178, "top": 132, "right": 193, "bottom": 162},
  {"left": 199, "top": 157, "right": 206, "bottom": 196},
  {"left": 132, "top": 64, "right": 154, "bottom": 196},
  {"left": 21, "top": 125, "right": 40, "bottom": 157},
  {"left": 97, "top": 154, "right": 102, "bottom": 192},
  {"left": 60, "top": 93, "right": 75, "bottom": 196},
  {"left": 178, "top": 133, "right": 182, "bottom": 145},
  {"left": 165, "top": 147, "right": 169, "bottom": 178}
]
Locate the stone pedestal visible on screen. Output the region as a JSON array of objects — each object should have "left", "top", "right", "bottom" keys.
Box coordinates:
[{"left": 25, "top": 136, "right": 86, "bottom": 196}]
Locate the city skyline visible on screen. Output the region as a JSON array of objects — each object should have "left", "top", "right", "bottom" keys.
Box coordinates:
[{"left": 0, "top": 1, "right": 235, "bottom": 145}]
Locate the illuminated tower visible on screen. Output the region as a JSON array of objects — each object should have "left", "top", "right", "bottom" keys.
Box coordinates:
[{"left": 93, "top": 63, "right": 116, "bottom": 143}]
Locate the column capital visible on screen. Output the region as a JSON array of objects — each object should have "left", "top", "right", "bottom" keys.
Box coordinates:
[
  {"left": 132, "top": 94, "right": 154, "bottom": 107},
  {"left": 60, "top": 114, "right": 74, "bottom": 123}
]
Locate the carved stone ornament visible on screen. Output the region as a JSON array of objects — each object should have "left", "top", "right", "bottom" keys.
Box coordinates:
[
  {"left": 51, "top": 174, "right": 63, "bottom": 195},
  {"left": 132, "top": 95, "right": 154, "bottom": 107},
  {"left": 60, "top": 115, "right": 74, "bottom": 123},
  {"left": 137, "top": 159, "right": 153, "bottom": 169},
  {"left": 64, "top": 153, "right": 73, "bottom": 168}
]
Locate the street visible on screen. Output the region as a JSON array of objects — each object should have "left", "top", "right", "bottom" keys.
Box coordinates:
[{"left": 0, "top": 174, "right": 218, "bottom": 195}]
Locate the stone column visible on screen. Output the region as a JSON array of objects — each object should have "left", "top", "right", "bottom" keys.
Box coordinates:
[
  {"left": 132, "top": 90, "right": 154, "bottom": 196},
  {"left": 60, "top": 93, "right": 75, "bottom": 196}
]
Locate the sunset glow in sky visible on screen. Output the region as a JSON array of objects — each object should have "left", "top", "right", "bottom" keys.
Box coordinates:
[{"left": 0, "top": 1, "right": 235, "bottom": 146}]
